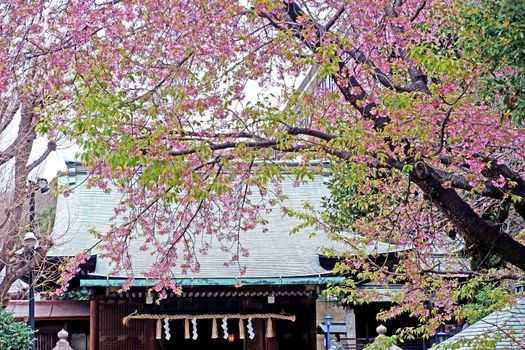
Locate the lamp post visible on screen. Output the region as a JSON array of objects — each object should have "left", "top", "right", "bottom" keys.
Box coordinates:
[
  {"left": 23, "top": 178, "right": 49, "bottom": 350},
  {"left": 324, "top": 315, "right": 333, "bottom": 350}
]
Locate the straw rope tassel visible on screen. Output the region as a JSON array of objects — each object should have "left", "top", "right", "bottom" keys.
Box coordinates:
[
  {"left": 238, "top": 319, "right": 245, "bottom": 340},
  {"left": 184, "top": 319, "right": 190, "bottom": 339},
  {"left": 211, "top": 318, "right": 218, "bottom": 339},
  {"left": 265, "top": 318, "right": 274, "bottom": 338},
  {"left": 155, "top": 319, "right": 162, "bottom": 340}
]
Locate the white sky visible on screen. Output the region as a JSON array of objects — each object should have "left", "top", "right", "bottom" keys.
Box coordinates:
[{"left": 0, "top": 110, "right": 79, "bottom": 184}]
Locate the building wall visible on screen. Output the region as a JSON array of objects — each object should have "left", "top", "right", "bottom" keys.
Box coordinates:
[
  {"left": 90, "top": 286, "right": 318, "bottom": 350},
  {"left": 316, "top": 301, "right": 345, "bottom": 350}
]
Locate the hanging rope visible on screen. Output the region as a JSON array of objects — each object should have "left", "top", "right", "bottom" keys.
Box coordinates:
[
  {"left": 265, "top": 318, "right": 274, "bottom": 338},
  {"left": 155, "top": 319, "right": 162, "bottom": 340},
  {"left": 239, "top": 319, "right": 245, "bottom": 340},
  {"left": 123, "top": 313, "right": 296, "bottom": 326},
  {"left": 184, "top": 319, "right": 190, "bottom": 339},
  {"left": 211, "top": 318, "right": 218, "bottom": 339}
]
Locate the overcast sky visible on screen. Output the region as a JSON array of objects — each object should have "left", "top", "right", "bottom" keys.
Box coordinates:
[
  {"left": 0, "top": 68, "right": 308, "bottom": 185},
  {"left": 0, "top": 110, "right": 79, "bottom": 183}
]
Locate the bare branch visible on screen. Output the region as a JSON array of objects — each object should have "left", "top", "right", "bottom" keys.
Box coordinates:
[
  {"left": 0, "top": 101, "right": 20, "bottom": 135},
  {"left": 324, "top": 5, "right": 345, "bottom": 31},
  {"left": 168, "top": 127, "right": 335, "bottom": 157},
  {"left": 410, "top": 1, "right": 427, "bottom": 22},
  {"left": 26, "top": 140, "right": 56, "bottom": 173}
]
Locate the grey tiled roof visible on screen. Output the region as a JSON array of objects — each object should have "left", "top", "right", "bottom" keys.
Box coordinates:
[
  {"left": 0, "top": 270, "right": 27, "bottom": 294},
  {"left": 50, "top": 173, "right": 403, "bottom": 280},
  {"left": 50, "top": 174, "right": 327, "bottom": 279},
  {"left": 434, "top": 300, "right": 525, "bottom": 349}
]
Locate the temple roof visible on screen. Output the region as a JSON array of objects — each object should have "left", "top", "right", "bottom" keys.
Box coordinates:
[
  {"left": 50, "top": 166, "right": 405, "bottom": 284},
  {"left": 434, "top": 299, "right": 525, "bottom": 349}
]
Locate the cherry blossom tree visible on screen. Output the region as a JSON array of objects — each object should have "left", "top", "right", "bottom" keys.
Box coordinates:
[
  {"left": 0, "top": 2, "right": 62, "bottom": 305},
  {"left": 0, "top": 132, "right": 58, "bottom": 308},
  {"left": 3, "top": 0, "right": 525, "bottom": 336},
  {"left": 0, "top": 80, "right": 58, "bottom": 306},
  {"left": 0, "top": 99, "right": 56, "bottom": 305}
]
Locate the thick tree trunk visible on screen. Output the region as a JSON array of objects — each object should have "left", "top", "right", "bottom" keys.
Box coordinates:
[{"left": 411, "top": 162, "right": 525, "bottom": 270}]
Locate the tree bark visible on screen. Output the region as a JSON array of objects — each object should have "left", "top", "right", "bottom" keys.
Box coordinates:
[{"left": 410, "top": 162, "right": 525, "bottom": 270}]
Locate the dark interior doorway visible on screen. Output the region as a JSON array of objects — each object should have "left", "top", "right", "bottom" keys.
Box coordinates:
[{"left": 159, "top": 319, "right": 243, "bottom": 350}]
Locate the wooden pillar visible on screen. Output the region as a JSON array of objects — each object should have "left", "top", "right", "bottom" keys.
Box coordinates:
[
  {"left": 265, "top": 319, "right": 278, "bottom": 350},
  {"left": 344, "top": 306, "right": 356, "bottom": 349},
  {"left": 144, "top": 320, "right": 160, "bottom": 350},
  {"left": 245, "top": 319, "right": 264, "bottom": 350},
  {"left": 307, "top": 295, "right": 317, "bottom": 350},
  {"left": 365, "top": 308, "right": 370, "bottom": 340},
  {"left": 89, "top": 299, "right": 98, "bottom": 350}
]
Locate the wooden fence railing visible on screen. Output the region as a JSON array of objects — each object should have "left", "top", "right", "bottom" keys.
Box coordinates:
[{"left": 337, "top": 337, "right": 430, "bottom": 350}]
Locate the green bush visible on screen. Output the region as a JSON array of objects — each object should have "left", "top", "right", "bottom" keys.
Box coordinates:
[
  {"left": 461, "top": 0, "right": 525, "bottom": 125},
  {"left": 0, "top": 309, "right": 33, "bottom": 350}
]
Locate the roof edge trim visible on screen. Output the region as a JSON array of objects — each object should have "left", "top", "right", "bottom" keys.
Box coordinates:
[{"left": 80, "top": 276, "right": 343, "bottom": 287}]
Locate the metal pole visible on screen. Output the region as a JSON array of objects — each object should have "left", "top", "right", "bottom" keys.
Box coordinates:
[
  {"left": 29, "top": 191, "right": 35, "bottom": 232},
  {"left": 28, "top": 269, "right": 35, "bottom": 350},
  {"left": 29, "top": 190, "right": 36, "bottom": 350},
  {"left": 326, "top": 323, "right": 331, "bottom": 350}
]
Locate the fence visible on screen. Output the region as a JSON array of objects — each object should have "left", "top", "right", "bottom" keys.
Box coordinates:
[{"left": 338, "top": 336, "right": 430, "bottom": 349}]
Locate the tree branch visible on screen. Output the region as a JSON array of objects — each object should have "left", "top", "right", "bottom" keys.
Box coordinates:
[
  {"left": 262, "top": 3, "right": 412, "bottom": 95},
  {"left": 168, "top": 127, "right": 335, "bottom": 157},
  {"left": 410, "top": 1, "right": 427, "bottom": 22},
  {"left": 26, "top": 140, "right": 56, "bottom": 173},
  {"left": 271, "top": 1, "right": 525, "bottom": 270},
  {"left": 0, "top": 245, "right": 49, "bottom": 307},
  {"left": 324, "top": 5, "right": 345, "bottom": 31},
  {"left": 0, "top": 101, "right": 20, "bottom": 135}
]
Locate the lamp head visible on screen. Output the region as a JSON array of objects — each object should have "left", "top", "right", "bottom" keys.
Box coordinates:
[
  {"left": 323, "top": 315, "right": 333, "bottom": 326},
  {"left": 23, "top": 231, "right": 38, "bottom": 248},
  {"left": 37, "top": 178, "right": 50, "bottom": 194},
  {"left": 434, "top": 328, "right": 449, "bottom": 344}
]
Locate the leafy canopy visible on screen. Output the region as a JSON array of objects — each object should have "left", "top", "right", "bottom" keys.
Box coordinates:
[
  {"left": 461, "top": 0, "right": 525, "bottom": 125},
  {"left": 2, "top": 0, "right": 525, "bottom": 338}
]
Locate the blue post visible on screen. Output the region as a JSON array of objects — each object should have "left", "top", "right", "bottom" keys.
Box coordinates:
[{"left": 324, "top": 315, "right": 333, "bottom": 350}]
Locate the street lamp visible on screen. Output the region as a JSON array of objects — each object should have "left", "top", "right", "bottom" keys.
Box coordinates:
[
  {"left": 434, "top": 327, "right": 450, "bottom": 345},
  {"left": 23, "top": 232, "right": 37, "bottom": 246},
  {"left": 324, "top": 315, "right": 333, "bottom": 350},
  {"left": 23, "top": 178, "right": 49, "bottom": 350}
]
